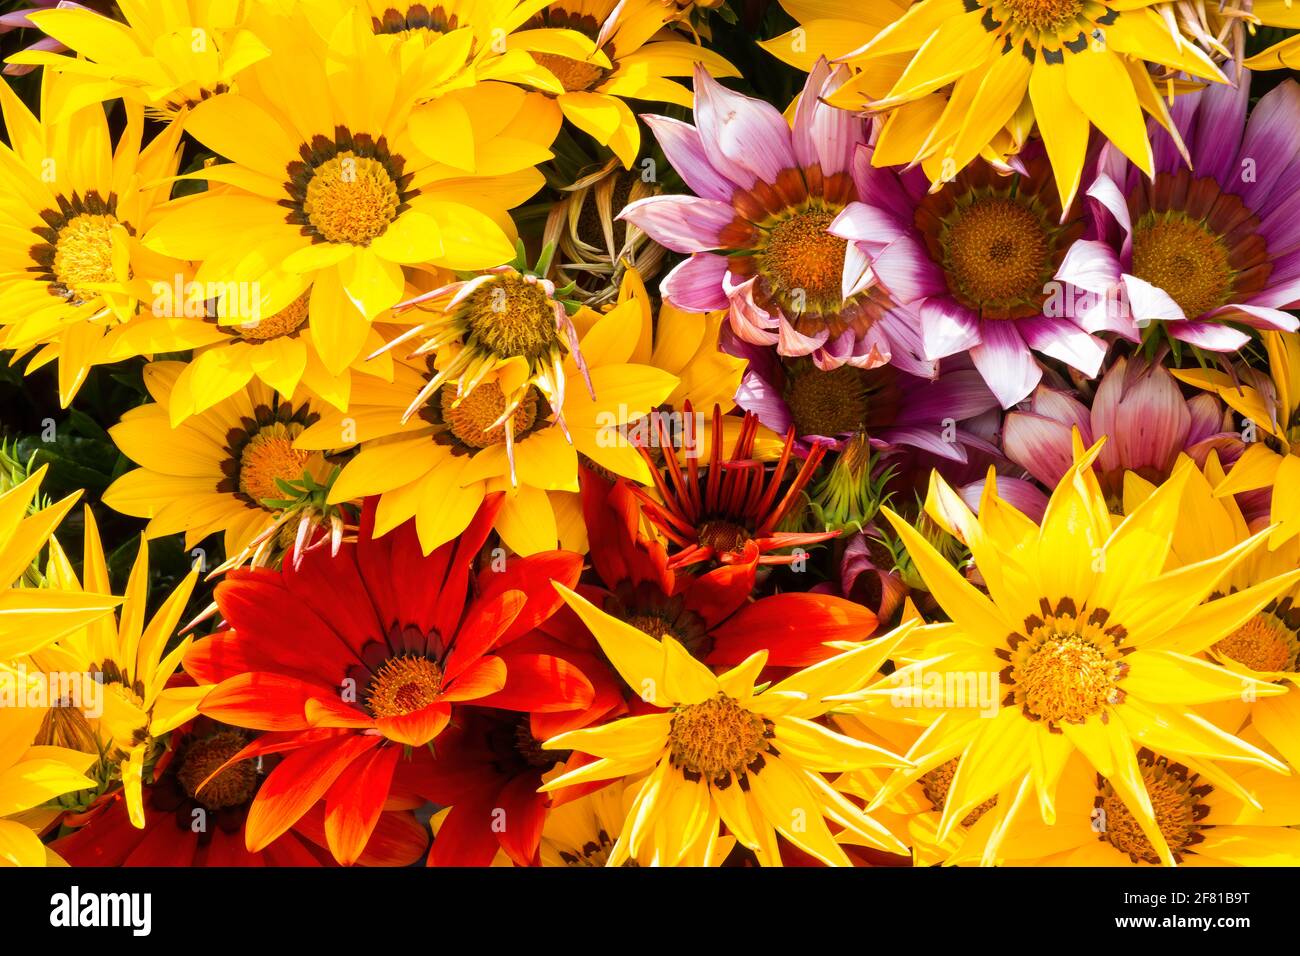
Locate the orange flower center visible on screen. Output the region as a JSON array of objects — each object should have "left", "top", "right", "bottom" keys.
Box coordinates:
[
  {"left": 1130, "top": 212, "right": 1234, "bottom": 318},
  {"left": 52, "top": 213, "right": 119, "bottom": 303},
  {"left": 303, "top": 152, "right": 400, "bottom": 245},
  {"left": 237, "top": 424, "right": 314, "bottom": 505},
  {"left": 758, "top": 208, "right": 848, "bottom": 314},
  {"left": 462, "top": 274, "right": 562, "bottom": 360},
  {"left": 441, "top": 382, "right": 540, "bottom": 448},
  {"left": 920, "top": 758, "right": 997, "bottom": 828},
  {"left": 942, "top": 196, "right": 1050, "bottom": 314},
  {"left": 532, "top": 51, "right": 607, "bottom": 92},
  {"left": 1001, "top": 0, "right": 1084, "bottom": 34},
  {"left": 366, "top": 655, "right": 444, "bottom": 718},
  {"left": 668, "top": 693, "right": 770, "bottom": 783},
  {"left": 1095, "top": 751, "right": 1211, "bottom": 864},
  {"left": 236, "top": 291, "right": 310, "bottom": 342},
  {"left": 1213, "top": 611, "right": 1300, "bottom": 674}
]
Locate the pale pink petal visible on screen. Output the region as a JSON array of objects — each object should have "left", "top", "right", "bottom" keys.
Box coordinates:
[
  {"left": 1002, "top": 412, "right": 1076, "bottom": 488},
  {"left": 968, "top": 320, "right": 1041, "bottom": 408},
  {"left": 618, "top": 195, "right": 735, "bottom": 253},
  {"left": 660, "top": 254, "right": 730, "bottom": 311},
  {"left": 642, "top": 115, "right": 737, "bottom": 200},
  {"left": 919, "top": 297, "right": 981, "bottom": 361},
  {"left": 692, "top": 64, "right": 796, "bottom": 189}
]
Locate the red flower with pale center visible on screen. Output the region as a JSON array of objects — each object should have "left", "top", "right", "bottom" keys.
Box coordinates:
[
  {"left": 184, "top": 495, "right": 594, "bottom": 865},
  {"left": 629, "top": 404, "right": 838, "bottom": 569},
  {"left": 52, "top": 717, "right": 427, "bottom": 866}
]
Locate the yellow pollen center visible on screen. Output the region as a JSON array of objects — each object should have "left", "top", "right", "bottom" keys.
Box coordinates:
[
  {"left": 236, "top": 291, "right": 310, "bottom": 341},
  {"left": 1213, "top": 612, "right": 1299, "bottom": 674},
  {"left": 178, "top": 732, "right": 258, "bottom": 811},
  {"left": 668, "top": 693, "right": 769, "bottom": 781},
  {"left": 531, "top": 51, "right": 607, "bottom": 92},
  {"left": 238, "top": 424, "right": 314, "bottom": 505},
  {"left": 303, "top": 152, "right": 400, "bottom": 245},
  {"left": 920, "top": 758, "right": 997, "bottom": 828},
  {"left": 52, "top": 213, "right": 119, "bottom": 303},
  {"left": 1014, "top": 630, "right": 1123, "bottom": 724},
  {"left": 1097, "top": 756, "right": 1210, "bottom": 864},
  {"left": 366, "top": 655, "right": 444, "bottom": 718},
  {"left": 943, "top": 196, "right": 1050, "bottom": 311},
  {"left": 759, "top": 209, "right": 847, "bottom": 312},
  {"left": 463, "top": 275, "right": 562, "bottom": 361},
  {"left": 786, "top": 365, "right": 870, "bottom": 436},
  {"left": 1001, "top": 0, "right": 1085, "bottom": 34},
  {"left": 441, "top": 382, "right": 540, "bottom": 449},
  {"left": 1131, "top": 214, "right": 1234, "bottom": 318}
]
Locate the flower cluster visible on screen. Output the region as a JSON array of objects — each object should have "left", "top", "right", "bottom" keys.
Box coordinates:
[{"left": 2, "top": 0, "right": 1300, "bottom": 869}]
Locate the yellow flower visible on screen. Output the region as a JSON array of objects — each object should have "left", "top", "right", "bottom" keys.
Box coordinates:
[
  {"left": 0, "top": 468, "right": 119, "bottom": 660},
  {"left": 103, "top": 361, "right": 332, "bottom": 557},
  {"left": 512, "top": 0, "right": 739, "bottom": 166},
  {"left": 301, "top": 296, "right": 678, "bottom": 555},
  {"left": 0, "top": 71, "right": 184, "bottom": 405},
  {"left": 816, "top": 0, "right": 1226, "bottom": 209},
  {"left": 851, "top": 443, "right": 1300, "bottom": 866},
  {"left": 5, "top": 0, "right": 271, "bottom": 117},
  {"left": 0, "top": 711, "right": 97, "bottom": 866},
  {"left": 539, "top": 585, "right": 913, "bottom": 866},
  {"left": 1174, "top": 331, "right": 1300, "bottom": 549},
  {"left": 25, "top": 508, "right": 203, "bottom": 828},
  {"left": 140, "top": 10, "right": 552, "bottom": 378}
]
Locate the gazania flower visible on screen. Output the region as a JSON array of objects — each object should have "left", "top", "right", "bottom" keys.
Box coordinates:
[
  {"left": 0, "top": 711, "right": 97, "bottom": 866},
  {"left": 1242, "top": 4, "right": 1300, "bottom": 72},
  {"left": 6, "top": 0, "right": 270, "bottom": 115},
  {"left": 0, "top": 71, "right": 183, "bottom": 405},
  {"left": 541, "top": 587, "right": 914, "bottom": 866},
  {"left": 28, "top": 508, "right": 203, "bottom": 827},
  {"left": 992, "top": 750, "right": 1300, "bottom": 865},
  {"left": 0, "top": 467, "right": 118, "bottom": 659},
  {"left": 52, "top": 717, "right": 427, "bottom": 866},
  {"left": 183, "top": 497, "right": 594, "bottom": 864},
  {"left": 302, "top": 294, "right": 678, "bottom": 556},
  {"left": 857, "top": 446, "right": 1298, "bottom": 866},
  {"left": 829, "top": 0, "right": 1226, "bottom": 208},
  {"left": 622, "top": 60, "right": 930, "bottom": 375},
  {"left": 1174, "top": 331, "right": 1300, "bottom": 547},
  {"left": 1125, "top": 453, "right": 1300, "bottom": 775},
  {"left": 1005, "top": 353, "right": 1237, "bottom": 502},
  {"left": 1, "top": 2, "right": 114, "bottom": 77},
  {"left": 832, "top": 146, "right": 1106, "bottom": 408},
  {"left": 1056, "top": 70, "right": 1300, "bottom": 353},
  {"left": 103, "top": 362, "right": 331, "bottom": 558},
  {"left": 512, "top": 0, "right": 738, "bottom": 167},
  {"left": 629, "top": 405, "right": 838, "bottom": 569},
  {"left": 141, "top": 16, "right": 544, "bottom": 380}
]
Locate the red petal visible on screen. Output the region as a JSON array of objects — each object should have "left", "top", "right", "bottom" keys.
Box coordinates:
[
  {"left": 706, "top": 593, "right": 878, "bottom": 667},
  {"left": 198, "top": 673, "right": 338, "bottom": 731},
  {"left": 324, "top": 743, "right": 401, "bottom": 865},
  {"left": 475, "top": 549, "right": 583, "bottom": 647},
  {"left": 495, "top": 772, "right": 549, "bottom": 867},
  {"left": 374, "top": 701, "right": 452, "bottom": 746},
  {"left": 427, "top": 801, "right": 504, "bottom": 867},
  {"left": 475, "top": 652, "right": 595, "bottom": 713},
  {"left": 443, "top": 589, "right": 526, "bottom": 680},
  {"left": 438, "top": 654, "right": 507, "bottom": 703}
]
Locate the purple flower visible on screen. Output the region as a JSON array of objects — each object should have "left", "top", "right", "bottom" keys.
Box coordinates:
[
  {"left": 620, "top": 58, "right": 930, "bottom": 375},
  {"left": 1055, "top": 67, "right": 1300, "bottom": 353},
  {"left": 830, "top": 143, "right": 1108, "bottom": 409}
]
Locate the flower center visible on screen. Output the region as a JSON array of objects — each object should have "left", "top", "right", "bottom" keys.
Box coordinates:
[
  {"left": 178, "top": 731, "right": 258, "bottom": 811},
  {"left": 441, "top": 382, "right": 540, "bottom": 449},
  {"left": 462, "top": 274, "right": 563, "bottom": 361},
  {"left": 697, "top": 519, "right": 751, "bottom": 556},
  {"left": 235, "top": 291, "right": 310, "bottom": 342},
  {"left": 1003, "top": 601, "right": 1129, "bottom": 728},
  {"left": 1212, "top": 611, "right": 1300, "bottom": 674},
  {"left": 237, "top": 423, "right": 314, "bottom": 504},
  {"left": 303, "top": 152, "right": 400, "bottom": 245},
  {"left": 366, "top": 655, "right": 444, "bottom": 718},
  {"left": 758, "top": 208, "right": 847, "bottom": 314},
  {"left": 623, "top": 613, "right": 679, "bottom": 641},
  {"left": 1130, "top": 212, "right": 1234, "bottom": 319},
  {"left": 1096, "top": 750, "right": 1211, "bottom": 864},
  {"left": 532, "top": 52, "right": 608, "bottom": 92},
  {"left": 786, "top": 364, "right": 872, "bottom": 437},
  {"left": 52, "top": 213, "right": 119, "bottom": 303},
  {"left": 941, "top": 196, "right": 1051, "bottom": 314},
  {"left": 1000, "top": 0, "right": 1084, "bottom": 34},
  {"left": 668, "top": 693, "right": 772, "bottom": 785},
  {"left": 919, "top": 758, "right": 997, "bottom": 828}
]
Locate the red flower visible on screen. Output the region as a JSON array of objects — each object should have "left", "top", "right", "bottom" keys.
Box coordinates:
[
  {"left": 184, "top": 495, "right": 594, "bottom": 864},
  {"left": 52, "top": 717, "right": 427, "bottom": 866},
  {"left": 629, "top": 404, "right": 838, "bottom": 569}
]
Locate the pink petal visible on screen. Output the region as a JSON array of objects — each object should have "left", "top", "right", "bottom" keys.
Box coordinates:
[
  {"left": 692, "top": 64, "right": 796, "bottom": 190},
  {"left": 919, "top": 297, "right": 981, "bottom": 361},
  {"left": 642, "top": 114, "right": 736, "bottom": 201},
  {"left": 618, "top": 195, "right": 735, "bottom": 253},
  {"left": 968, "top": 320, "right": 1041, "bottom": 408},
  {"left": 661, "top": 254, "right": 730, "bottom": 311}
]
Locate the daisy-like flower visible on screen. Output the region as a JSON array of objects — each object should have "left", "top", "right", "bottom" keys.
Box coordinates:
[
  {"left": 183, "top": 497, "right": 595, "bottom": 865},
  {"left": 621, "top": 60, "right": 931, "bottom": 374},
  {"left": 1056, "top": 70, "right": 1300, "bottom": 353},
  {"left": 0, "top": 71, "right": 183, "bottom": 405},
  {"left": 102, "top": 362, "right": 332, "bottom": 558},
  {"left": 141, "top": 15, "right": 545, "bottom": 380},
  {"left": 52, "top": 716, "right": 428, "bottom": 866},
  {"left": 853, "top": 446, "right": 1299, "bottom": 866},
  {"left": 0, "top": 467, "right": 118, "bottom": 659},
  {"left": 1124, "top": 452, "right": 1300, "bottom": 776},
  {"left": 541, "top": 586, "right": 914, "bottom": 866},
  {"left": 26, "top": 508, "right": 203, "bottom": 828},
  {"left": 1, "top": 2, "right": 114, "bottom": 78},
  {"left": 992, "top": 749, "right": 1300, "bottom": 865},
  {"left": 629, "top": 404, "right": 837, "bottom": 569},
  {"left": 300, "top": 293, "right": 678, "bottom": 556},
  {"left": 828, "top": 0, "right": 1226, "bottom": 209},
  {"left": 511, "top": 0, "right": 739, "bottom": 167},
  {"left": 1175, "top": 331, "right": 1300, "bottom": 547},
  {"left": 1005, "top": 353, "right": 1237, "bottom": 502},
  {"left": 5, "top": 0, "right": 271, "bottom": 115}
]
